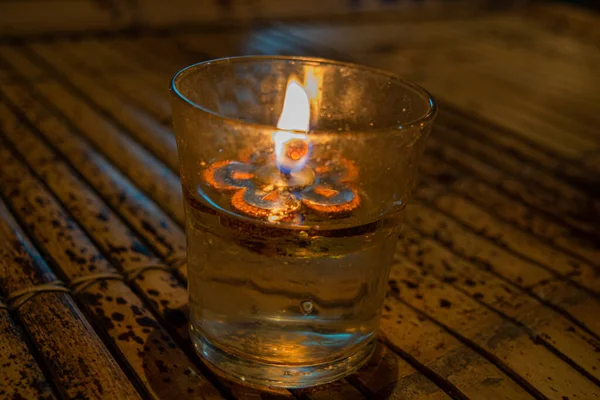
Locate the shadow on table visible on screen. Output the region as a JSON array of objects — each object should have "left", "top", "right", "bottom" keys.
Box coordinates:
[{"left": 348, "top": 342, "right": 400, "bottom": 399}]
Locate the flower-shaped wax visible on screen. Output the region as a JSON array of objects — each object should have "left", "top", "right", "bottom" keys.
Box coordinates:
[{"left": 203, "top": 156, "right": 360, "bottom": 222}]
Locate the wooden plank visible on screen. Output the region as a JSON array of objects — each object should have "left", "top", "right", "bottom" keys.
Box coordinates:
[
  {"left": 388, "top": 257, "right": 600, "bottom": 400},
  {"left": 0, "top": 200, "right": 141, "bottom": 400},
  {"left": 0, "top": 309, "right": 58, "bottom": 400}
]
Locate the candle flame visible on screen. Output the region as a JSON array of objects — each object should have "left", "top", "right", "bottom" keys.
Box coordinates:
[{"left": 274, "top": 79, "right": 311, "bottom": 174}]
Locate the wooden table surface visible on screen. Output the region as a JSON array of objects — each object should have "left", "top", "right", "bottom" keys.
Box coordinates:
[{"left": 1, "top": 3, "right": 600, "bottom": 399}]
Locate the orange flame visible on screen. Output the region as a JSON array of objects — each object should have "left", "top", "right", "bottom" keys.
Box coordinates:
[{"left": 273, "top": 79, "right": 311, "bottom": 174}]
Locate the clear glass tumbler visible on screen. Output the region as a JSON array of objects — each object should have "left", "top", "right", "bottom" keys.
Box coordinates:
[{"left": 170, "top": 56, "right": 436, "bottom": 388}]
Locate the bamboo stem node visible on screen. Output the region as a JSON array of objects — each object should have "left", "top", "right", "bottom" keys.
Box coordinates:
[{"left": 70, "top": 273, "right": 124, "bottom": 294}]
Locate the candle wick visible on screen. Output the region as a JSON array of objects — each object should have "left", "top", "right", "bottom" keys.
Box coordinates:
[{"left": 279, "top": 167, "right": 293, "bottom": 180}]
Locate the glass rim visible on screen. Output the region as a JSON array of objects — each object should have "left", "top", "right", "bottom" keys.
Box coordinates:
[{"left": 170, "top": 55, "right": 437, "bottom": 134}]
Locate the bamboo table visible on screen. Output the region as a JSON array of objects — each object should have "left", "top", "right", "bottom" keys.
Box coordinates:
[{"left": 1, "top": 4, "right": 599, "bottom": 400}]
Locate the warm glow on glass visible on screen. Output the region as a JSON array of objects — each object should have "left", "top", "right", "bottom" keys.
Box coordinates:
[
  {"left": 303, "top": 67, "right": 323, "bottom": 103},
  {"left": 274, "top": 79, "right": 311, "bottom": 174}
]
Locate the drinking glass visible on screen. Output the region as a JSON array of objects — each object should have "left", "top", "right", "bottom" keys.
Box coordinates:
[{"left": 170, "top": 56, "right": 436, "bottom": 388}]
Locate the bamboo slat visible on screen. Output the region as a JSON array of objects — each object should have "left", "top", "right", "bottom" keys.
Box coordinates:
[
  {"left": 397, "top": 224, "right": 600, "bottom": 380},
  {"left": 416, "top": 155, "right": 600, "bottom": 297},
  {"left": 379, "top": 300, "right": 534, "bottom": 400},
  {"left": 0, "top": 99, "right": 297, "bottom": 400},
  {"left": 431, "top": 126, "right": 594, "bottom": 216},
  {"left": 0, "top": 309, "right": 58, "bottom": 400},
  {"left": 31, "top": 42, "right": 180, "bottom": 172},
  {"left": 175, "top": 29, "right": 600, "bottom": 243},
  {"left": 447, "top": 179, "right": 600, "bottom": 268},
  {"left": 0, "top": 47, "right": 185, "bottom": 225},
  {"left": 2, "top": 7, "right": 600, "bottom": 399},
  {"left": 388, "top": 258, "right": 600, "bottom": 400},
  {"left": 54, "top": 30, "right": 593, "bottom": 396},
  {"left": 405, "top": 196, "right": 600, "bottom": 341},
  {"left": 0, "top": 133, "right": 224, "bottom": 399},
  {"left": 50, "top": 34, "right": 541, "bottom": 399},
  {"left": 58, "top": 39, "right": 173, "bottom": 123},
  {"left": 245, "top": 30, "right": 600, "bottom": 230},
  {"left": 348, "top": 346, "right": 452, "bottom": 400},
  {"left": 424, "top": 138, "right": 597, "bottom": 235},
  {"left": 417, "top": 152, "right": 600, "bottom": 268},
  {"left": 277, "top": 16, "right": 600, "bottom": 159},
  {"left": 0, "top": 84, "right": 187, "bottom": 268},
  {"left": 411, "top": 170, "right": 600, "bottom": 328},
  {"left": 436, "top": 108, "right": 600, "bottom": 185},
  {"left": 0, "top": 200, "right": 141, "bottom": 399},
  {"left": 0, "top": 43, "right": 455, "bottom": 400},
  {"left": 4, "top": 33, "right": 485, "bottom": 400}
]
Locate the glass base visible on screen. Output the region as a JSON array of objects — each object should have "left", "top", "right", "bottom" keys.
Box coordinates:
[{"left": 191, "top": 326, "right": 376, "bottom": 388}]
